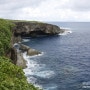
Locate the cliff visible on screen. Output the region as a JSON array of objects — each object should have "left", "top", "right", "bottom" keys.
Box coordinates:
[
  {"left": 0, "top": 19, "right": 63, "bottom": 90},
  {"left": 12, "top": 21, "right": 64, "bottom": 43},
  {"left": 10, "top": 21, "right": 64, "bottom": 68},
  {"left": 0, "top": 18, "right": 41, "bottom": 90}
]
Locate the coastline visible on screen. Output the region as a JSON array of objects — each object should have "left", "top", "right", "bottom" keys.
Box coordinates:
[
  {"left": 11, "top": 20, "right": 64, "bottom": 69},
  {"left": 0, "top": 18, "right": 66, "bottom": 90},
  {"left": 0, "top": 18, "right": 43, "bottom": 90},
  {"left": 13, "top": 42, "right": 42, "bottom": 69},
  {"left": 23, "top": 49, "right": 45, "bottom": 90},
  {"left": 11, "top": 21, "right": 72, "bottom": 90}
]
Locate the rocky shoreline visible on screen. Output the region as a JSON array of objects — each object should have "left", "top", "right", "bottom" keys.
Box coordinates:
[
  {"left": 10, "top": 21, "right": 65, "bottom": 69},
  {"left": 13, "top": 43, "right": 41, "bottom": 69}
]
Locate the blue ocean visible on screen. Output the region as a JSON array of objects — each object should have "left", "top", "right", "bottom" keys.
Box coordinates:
[{"left": 23, "top": 22, "right": 90, "bottom": 90}]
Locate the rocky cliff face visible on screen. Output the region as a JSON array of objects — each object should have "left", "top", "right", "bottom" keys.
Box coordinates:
[
  {"left": 11, "top": 21, "right": 64, "bottom": 68},
  {"left": 12, "top": 22, "right": 63, "bottom": 43}
]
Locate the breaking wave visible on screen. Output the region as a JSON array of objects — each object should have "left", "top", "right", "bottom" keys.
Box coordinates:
[
  {"left": 59, "top": 28, "right": 72, "bottom": 35},
  {"left": 23, "top": 52, "right": 55, "bottom": 89}
]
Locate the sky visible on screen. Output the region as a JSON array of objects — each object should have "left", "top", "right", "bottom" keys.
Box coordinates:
[{"left": 0, "top": 0, "right": 90, "bottom": 21}]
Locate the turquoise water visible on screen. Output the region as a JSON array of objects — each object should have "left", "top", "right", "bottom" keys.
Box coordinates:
[{"left": 23, "top": 22, "right": 90, "bottom": 90}]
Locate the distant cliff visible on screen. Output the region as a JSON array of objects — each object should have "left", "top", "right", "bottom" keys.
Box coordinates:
[{"left": 12, "top": 21, "right": 64, "bottom": 43}]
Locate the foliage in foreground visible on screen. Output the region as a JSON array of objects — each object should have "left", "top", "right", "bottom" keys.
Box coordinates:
[
  {"left": 0, "top": 18, "right": 14, "bottom": 56},
  {"left": 0, "top": 57, "right": 40, "bottom": 90},
  {"left": 0, "top": 18, "right": 41, "bottom": 90}
]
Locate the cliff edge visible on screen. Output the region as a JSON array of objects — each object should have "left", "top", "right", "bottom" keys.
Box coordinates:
[{"left": 12, "top": 21, "right": 64, "bottom": 43}]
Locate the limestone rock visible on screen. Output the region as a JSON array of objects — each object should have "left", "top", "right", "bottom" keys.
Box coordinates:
[
  {"left": 19, "top": 44, "right": 30, "bottom": 52},
  {"left": 27, "top": 48, "right": 41, "bottom": 56},
  {"left": 16, "top": 52, "right": 27, "bottom": 69},
  {"left": 13, "top": 22, "right": 62, "bottom": 38}
]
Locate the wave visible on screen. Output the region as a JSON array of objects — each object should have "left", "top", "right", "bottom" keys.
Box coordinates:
[
  {"left": 44, "top": 84, "right": 57, "bottom": 90},
  {"left": 23, "top": 52, "right": 55, "bottom": 88},
  {"left": 13, "top": 43, "right": 19, "bottom": 47},
  {"left": 59, "top": 28, "right": 72, "bottom": 35},
  {"left": 34, "top": 70, "right": 55, "bottom": 79},
  {"left": 22, "top": 39, "right": 30, "bottom": 42},
  {"left": 34, "top": 84, "right": 43, "bottom": 90}
]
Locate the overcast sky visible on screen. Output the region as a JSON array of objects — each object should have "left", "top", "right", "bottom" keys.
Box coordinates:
[{"left": 0, "top": 0, "right": 90, "bottom": 21}]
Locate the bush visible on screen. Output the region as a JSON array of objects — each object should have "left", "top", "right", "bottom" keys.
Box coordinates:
[
  {"left": 0, "top": 19, "right": 14, "bottom": 56},
  {"left": 0, "top": 19, "right": 41, "bottom": 90},
  {"left": 0, "top": 57, "right": 40, "bottom": 90}
]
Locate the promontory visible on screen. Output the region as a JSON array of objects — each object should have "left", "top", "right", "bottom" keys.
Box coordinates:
[{"left": 0, "top": 18, "right": 64, "bottom": 90}]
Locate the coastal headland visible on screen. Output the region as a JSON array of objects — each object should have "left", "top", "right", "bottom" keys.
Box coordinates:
[{"left": 0, "top": 18, "right": 64, "bottom": 90}]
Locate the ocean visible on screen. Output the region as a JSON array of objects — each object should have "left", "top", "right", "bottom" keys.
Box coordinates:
[{"left": 23, "top": 22, "right": 90, "bottom": 90}]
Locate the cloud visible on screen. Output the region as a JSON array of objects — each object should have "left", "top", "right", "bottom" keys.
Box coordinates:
[
  {"left": 0, "top": 0, "right": 90, "bottom": 21},
  {"left": 69, "top": 0, "right": 90, "bottom": 11}
]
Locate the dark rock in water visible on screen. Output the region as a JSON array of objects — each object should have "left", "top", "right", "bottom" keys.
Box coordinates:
[
  {"left": 27, "top": 48, "right": 41, "bottom": 56},
  {"left": 19, "top": 44, "right": 41, "bottom": 56},
  {"left": 12, "top": 22, "right": 61, "bottom": 38}
]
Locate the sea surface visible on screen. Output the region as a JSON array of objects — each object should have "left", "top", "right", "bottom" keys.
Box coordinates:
[{"left": 23, "top": 22, "right": 90, "bottom": 90}]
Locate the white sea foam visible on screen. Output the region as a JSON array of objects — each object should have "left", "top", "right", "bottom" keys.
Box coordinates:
[
  {"left": 35, "top": 70, "right": 55, "bottom": 78},
  {"left": 13, "top": 43, "right": 19, "bottom": 47},
  {"left": 27, "top": 76, "right": 37, "bottom": 84},
  {"left": 44, "top": 84, "right": 57, "bottom": 90},
  {"left": 22, "top": 39, "right": 30, "bottom": 42},
  {"left": 63, "top": 66, "right": 80, "bottom": 74},
  {"left": 29, "top": 52, "right": 44, "bottom": 58},
  {"left": 59, "top": 30, "right": 72, "bottom": 35},
  {"left": 34, "top": 84, "right": 43, "bottom": 90},
  {"left": 13, "top": 43, "right": 20, "bottom": 52},
  {"left": 23, "top": 52, "right": 55, "bottom": 79},
  {"left": 23, "top": 51, "right": 55, "bottom": 90},
  {"left": 59, "top": 28, "right": 72, "bottom": 35},
  {"left": 23, "top": 52, "right": 45, "bottom": 75}
]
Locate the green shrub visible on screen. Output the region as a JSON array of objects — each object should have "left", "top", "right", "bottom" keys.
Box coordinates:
[
  {"left": 0, "top": 19, "right": 41, "bottom": 90},
  {"left": 0, "top": 57, "right": 41, "bottom": 90},
  {"left": 0, "top": 19, "right": 14, "bottom": 56}
]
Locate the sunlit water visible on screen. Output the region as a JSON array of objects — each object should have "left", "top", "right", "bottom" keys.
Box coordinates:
[{"left": 23, "top": 22, "right": 90, "bottom": 90}]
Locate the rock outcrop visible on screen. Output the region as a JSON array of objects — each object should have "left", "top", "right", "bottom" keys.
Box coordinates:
[
  {"left": 19, "top": 44, "right": 30, "bottom": 52},
  {"left": 27, "top": 48, "right": 41, "bottom": 56},
  {"left": 16, "top": 52, "right": 27, "bottom": 69},
  {"left": 12, "top": 22, "right": 63, "bottom": 43},
  {"left": 8, "top": 47, "right": 27, "bottom": 69},
  {"left": 20, "top": 44, "right": 41, "bottom": 56}
]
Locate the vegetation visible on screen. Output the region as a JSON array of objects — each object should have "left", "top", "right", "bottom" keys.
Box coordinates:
[
  {"left": 0, "top": 18, "right": 14, "bottom": 56},
  {"left": 0, "top": 18, "right": 41, "bottom": 90},
  {"left": 6, "top": 19, "right": 44, "bottom": 24},
  {"left": 0, "top": 57, "right": 40, "bottom": 90}
]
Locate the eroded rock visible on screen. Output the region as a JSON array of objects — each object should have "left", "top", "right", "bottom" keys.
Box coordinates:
[
  {"left": 27, "top": 48, "right": 41, "bottom": 56},
  {"left": 16, "top": 52, "right": 27, "bottom": 69},
  {"left": 13, "top": 22, "right": 61, "bottom": 38},
  {"left": 19, "top": 44, "right": 30, "bottom": 52}
]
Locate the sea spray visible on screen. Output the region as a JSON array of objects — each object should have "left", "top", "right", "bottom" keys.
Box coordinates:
[
  {"left": 22, "top": 39, "right": 30, "bottom": 42},
  {"left": 23, "top": 52, "right": 55, "bottom": 89},
  {"left": 59, "top": 28, "right": 72, "bottom": 35},
  {"left": 23, "top": 52, "right": 44, "bottom": 80}
]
